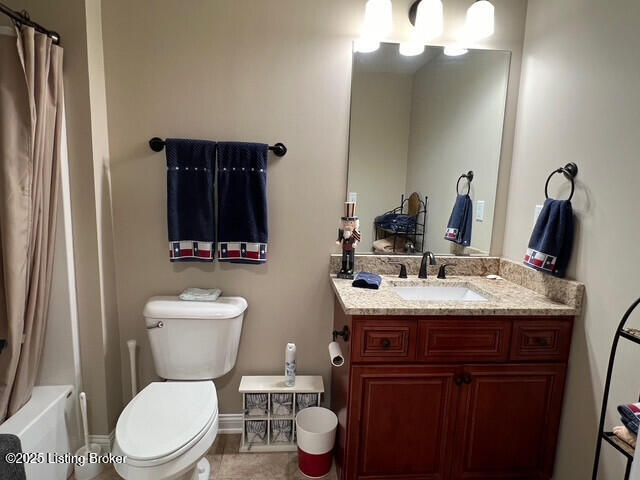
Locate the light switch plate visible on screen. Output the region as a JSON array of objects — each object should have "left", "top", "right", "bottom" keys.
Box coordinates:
[
  {"left": 533, "top": 204, "right": 543, "bottom": 225},
  {"left": 476, "top": 201, "right": 485, "bottom": 221}
]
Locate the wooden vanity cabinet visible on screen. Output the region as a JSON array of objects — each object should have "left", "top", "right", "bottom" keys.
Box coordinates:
[{"left": 331, "top": 299, "right": 574, "bottom": 480}]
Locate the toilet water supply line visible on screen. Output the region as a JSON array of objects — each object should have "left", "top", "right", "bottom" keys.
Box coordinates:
[{"left": 127, "top": 340, "right": 137, "bottom": 398}]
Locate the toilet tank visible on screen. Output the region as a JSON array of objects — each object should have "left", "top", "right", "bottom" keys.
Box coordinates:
[{"left": 143, "top": 296, "right": 247, "bottom": 380}]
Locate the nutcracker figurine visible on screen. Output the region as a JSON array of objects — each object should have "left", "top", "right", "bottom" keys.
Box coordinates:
[{"left": 336, "top": 193, "right": 361, "bottom": 279}]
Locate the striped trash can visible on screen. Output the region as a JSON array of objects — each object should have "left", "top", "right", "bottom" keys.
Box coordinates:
[{"left": 296, "top": 407, "right": 338, "bottom": 478}]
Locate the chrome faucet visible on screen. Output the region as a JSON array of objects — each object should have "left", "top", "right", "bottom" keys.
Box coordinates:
[{"left": 418, "top": 251, "right": 436, "bottom": 278}]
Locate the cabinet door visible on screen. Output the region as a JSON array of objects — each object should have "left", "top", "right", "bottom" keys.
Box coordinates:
[
  {"left": 347, "top": 365, "right": 461, "bottom": 479},
  {"left": 452, "top": 364, "right": 566, "bottom": 480}
]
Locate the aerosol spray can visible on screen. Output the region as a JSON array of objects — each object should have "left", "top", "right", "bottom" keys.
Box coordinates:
[{"left": 285, "top": 343, "right": 296, "bottom": 387}]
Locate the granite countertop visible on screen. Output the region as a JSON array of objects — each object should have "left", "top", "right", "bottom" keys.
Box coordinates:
[{"left": 330, "top": 274, "right": 579, "bottom": 316}]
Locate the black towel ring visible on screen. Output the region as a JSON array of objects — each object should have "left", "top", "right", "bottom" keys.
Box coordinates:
[
  {"left": 544, "top": 162, "right": 578, "bottom": 201},
  {"left": 456, "top": 171, "right": 474, "bottom": 195}
]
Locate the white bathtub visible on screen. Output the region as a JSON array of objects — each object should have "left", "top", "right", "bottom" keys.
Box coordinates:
[{"left": 0, "top": 385, "right": 74, "bottom": 479}]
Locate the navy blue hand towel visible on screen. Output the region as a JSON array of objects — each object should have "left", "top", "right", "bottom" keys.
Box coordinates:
[
  {"left": 166, "top": 139, "right": 216, "bottom": 262},
  {"left": 617, "top": 403, "right": 640, "bottom": 435},
  {"left": 352, "top": 272, "right": 382, "bottom": 290},
  {"left": 217, "top": 142, "right": 269, "bottom": 264},
  {"left": 524, "top": 198, "right": 574, "bottom": 277},
  {"left": 444, "top": 194, "right": 473, "bottom": 246},
  {"left": 0, "top": 434, "right": 26, "bottom": 480}
]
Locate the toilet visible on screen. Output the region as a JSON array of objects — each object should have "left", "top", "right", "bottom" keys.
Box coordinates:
[{"left": 113, "top": 295, "right": 248, "bottom": 480}]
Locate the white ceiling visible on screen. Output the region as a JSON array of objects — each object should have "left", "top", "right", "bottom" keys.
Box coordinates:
[{"left": 354, "top": 42, "right": 442, "bottom": 75}]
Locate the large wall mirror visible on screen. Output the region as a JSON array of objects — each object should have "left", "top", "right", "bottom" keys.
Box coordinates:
[{"left": 347, "top": 42, "right": 511, "bottom": 256}]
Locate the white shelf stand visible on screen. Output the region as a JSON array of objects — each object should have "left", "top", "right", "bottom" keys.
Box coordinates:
[{"left": 239, "top": 375, "right": 324, "bottom": 452}]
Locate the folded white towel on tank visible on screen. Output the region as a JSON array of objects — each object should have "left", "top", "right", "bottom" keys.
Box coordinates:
[{"left": 179, "top": 288, "right": 222, "bottom": 301}]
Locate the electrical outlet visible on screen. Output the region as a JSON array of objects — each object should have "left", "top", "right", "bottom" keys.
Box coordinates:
[
  {"left": 533, "top": 204, "right": 543, "bottom": 225},
  {"left": 476, "top": 201, "right": 485, "bottom": 221}
]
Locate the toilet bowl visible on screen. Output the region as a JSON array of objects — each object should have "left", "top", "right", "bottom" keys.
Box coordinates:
[
  {"left": 113, "top": 296, "right": 247, "bottom": 480},
  {"left": 114, "top": 381, "right": 218, "bottom": 480}
]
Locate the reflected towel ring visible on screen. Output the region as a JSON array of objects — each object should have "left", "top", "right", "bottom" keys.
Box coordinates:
[
  {"left": 456, "top": 171, "right": 474, "bottom": 195},
  {"left": 544, "top": 162, "right": 578, "bottom": 201}
]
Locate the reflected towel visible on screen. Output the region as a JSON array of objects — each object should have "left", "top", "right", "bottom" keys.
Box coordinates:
[
  {"left": 217, "top": 142, "right": 269, "bottom": 264},
  {"left": 444, "top": 194, "right": 472, "bottom": 246},
  {"left": 352, "top": 272, "right": 382, "bottom": 290},
  {"left": 166, "top": 139, "right": 216, "bottom": 262},
  {"left": 613, "top": 425, "right": 637, "bottom": 448},
  {"left": 619, "top": 403, "right": 640, "bottom": 435},
  {"left": 524, "top": 198, "right": 574, "bottom": 278}
]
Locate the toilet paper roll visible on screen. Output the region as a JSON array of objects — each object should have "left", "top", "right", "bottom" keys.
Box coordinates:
[{"left": 328, "top": 342, "right": 344, "bottom": 367}]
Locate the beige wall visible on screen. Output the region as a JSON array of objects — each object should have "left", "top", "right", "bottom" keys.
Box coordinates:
[
  {"left": 101, "top": 0, "right": 358, "bottom": 414},
  {"left": 405, "top": 50, "right": 510, "bottom": 254},
  {"left": 348, "top": 71, "right": 413, "bottom": 251},
  {"left": 502, "top": 0, "right": 640, "bottom": 478},
  {"left": 101, "top": 0, "right": 527, "bottom": 416}
]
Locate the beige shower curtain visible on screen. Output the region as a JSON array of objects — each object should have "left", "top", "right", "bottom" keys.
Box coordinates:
[{"left": 0, "top": 26, "right": 63, "bottom": 422}]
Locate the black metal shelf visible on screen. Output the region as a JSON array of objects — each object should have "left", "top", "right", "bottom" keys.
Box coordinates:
[
  {"left": 592, "top": 296, "right": 640, "bottom": 480},
  {"left": 601, "top": 432, "right": 635, "bottom": 460},
  {"left": 374, "top": 195, "right": 427, "bottom": 254},
  {"left": 621, "top": 328, "right": 640, "bottom": 345}
]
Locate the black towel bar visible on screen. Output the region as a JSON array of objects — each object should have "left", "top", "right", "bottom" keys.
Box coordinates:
[
  {"left": 544, "top": 162, "right": 578, "bottom": 201},
  {"left": 148, "top": 137, "right": 287, "bottom": 157},
  {"left": 456, "top": 171, "right": 474, "bottom": 195}
]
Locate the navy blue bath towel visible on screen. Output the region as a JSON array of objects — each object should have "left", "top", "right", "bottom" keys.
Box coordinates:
[
  {"left": 217, "top": 142, "right": 269, "bottom": 264},
  {"left": 444, "top": 194, "right": 473, "bottom": 246},
  {"left": 166, "top": 139, "right": 216, "bottom": 262},
  {"left": 0, "top": 434, "right": 26, "bottom": 480},
  {"left": 524, "top": 198, "right": 574, "bottom": 277}
]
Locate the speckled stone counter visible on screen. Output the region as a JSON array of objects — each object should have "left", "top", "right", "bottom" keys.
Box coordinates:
[
  {"left": 331, "top": 275, "right": 579, "bottom": 316},
  {"left": 329, "top": 254, "right": 584, "bottom": 316}
]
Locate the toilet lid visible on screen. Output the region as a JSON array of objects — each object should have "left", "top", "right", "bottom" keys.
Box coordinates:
[{"left": 116, "top": 381, "right": 217, "bottom": 461}]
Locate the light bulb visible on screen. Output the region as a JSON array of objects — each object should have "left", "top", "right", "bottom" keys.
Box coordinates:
[
  {"left": 415, "top": 0, "right": 443, "bottom": 41},
  {"left": 399, "top": 29, "right": 425, "bottom": 57},
  {"left": 444, "top": 45, "right": 468, "bottom": 56},
  {"left": 465, "top": 0, "right": 495, "bottom": 40},
  {"left": 354, "top": 37, "right": 380, "bottom": 53},
  {"left": 362, "top": 0, "right": 393, "bottom": 38},
  {"left": 399, "top": 41, "right": 425, "bottom": 56}
]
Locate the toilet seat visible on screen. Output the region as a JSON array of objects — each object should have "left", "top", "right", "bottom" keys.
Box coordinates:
[{"left": 116, "top": 381, "right": 217, "bottom": 467}]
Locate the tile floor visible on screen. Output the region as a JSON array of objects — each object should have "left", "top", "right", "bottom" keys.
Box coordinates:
[{"left": 79, "top": 434, "right": 338, "bottom": 480}]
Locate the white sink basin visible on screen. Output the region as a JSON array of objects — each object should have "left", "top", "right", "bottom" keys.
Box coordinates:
[{"left": 393, "top": 286, "right": 488, "bottom": 302}]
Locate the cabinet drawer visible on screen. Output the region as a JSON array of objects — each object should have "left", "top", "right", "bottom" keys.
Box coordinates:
[
  {"left": 417, "top": 319, "right": 511, "bottom": 362},
  {"left": 510, "top": 320, "right": 572, "bottom": 361},
  {"left": 352, "top": 320, "right": 417, "bottom": 362}
]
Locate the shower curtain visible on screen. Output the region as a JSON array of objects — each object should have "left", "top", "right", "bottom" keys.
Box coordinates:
[{"left": 0, "top": 26, "right": 63, "bottom": 422}]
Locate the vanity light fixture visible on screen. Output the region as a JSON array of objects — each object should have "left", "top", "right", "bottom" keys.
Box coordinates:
[
  {"left": 364, "top": 0, "right": 393, "bottom": 37},
  {"left": 413, "top": 0, "right": 443, "bottom": 41},
  {"left": 465, "top": 0, "right": 494, "bottom": 40},
  {"left": 444, "top": 44, "right": 468, "bottom": 56},
  {"left": 399, "top": 29, "right": 425, "bottom": 56},
  {"left": 354, "top": 0, "right": 392, "bottom": 53},
  {"left": 399, "top": 40, "right": 425, "bottom": 56},
  {"left": 354, "top": 37, "right": 380, "bottom": 53}
]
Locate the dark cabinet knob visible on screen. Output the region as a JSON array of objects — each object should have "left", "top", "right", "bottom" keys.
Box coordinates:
[
  {"left": 463, "top": 374, "right": 472, "bottom": 384},
  {"left": 454, "top": 375, "right": 463, "bottom": 386},
  {"left": 381, "top": 338, "right": 391, "bottom": 348},
  {"left": 535, "top": 337, "right": 549, "bottom": 346}
]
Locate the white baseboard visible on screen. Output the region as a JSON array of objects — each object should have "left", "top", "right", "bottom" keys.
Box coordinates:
[
  {"left": 89, "top": 430, "right": 114, "bottom": 453},
  {"left": 218, "top": 413, "right": 243, "bottom": 434},
  {"left": 89, "top": 414, "right": 241, "bottom": 452}
]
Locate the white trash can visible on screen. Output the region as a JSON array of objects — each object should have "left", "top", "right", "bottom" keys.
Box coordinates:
[{"left": 296, "top": 407, "right": 338, "bottom": 478}]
